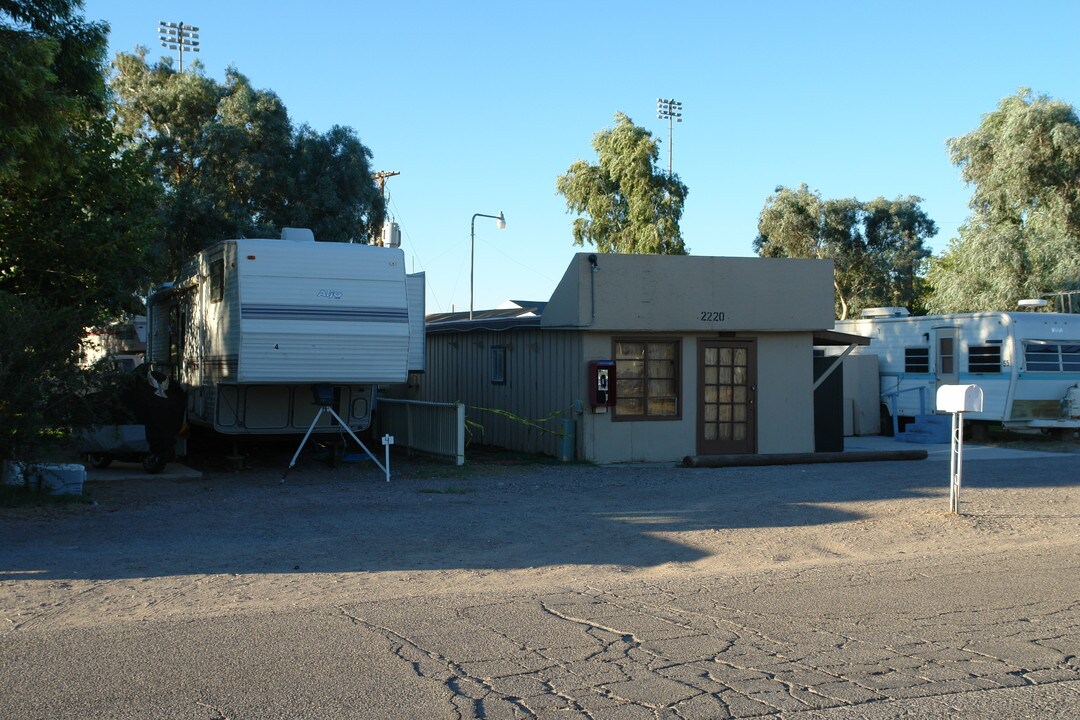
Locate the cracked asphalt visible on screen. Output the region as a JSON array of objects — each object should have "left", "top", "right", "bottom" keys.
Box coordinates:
[{"left": 1, "top": 449, "right": 1078, "bottom": 718}]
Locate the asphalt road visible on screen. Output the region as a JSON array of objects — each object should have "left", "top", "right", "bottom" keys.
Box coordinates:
[{"left": 1, "top": 450, "right": 1078, "bottom": 719}]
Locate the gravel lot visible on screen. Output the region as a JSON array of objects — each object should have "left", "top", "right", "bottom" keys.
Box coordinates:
[{"left": 1, "top": 442, "right": 1078, "bottom": 718}]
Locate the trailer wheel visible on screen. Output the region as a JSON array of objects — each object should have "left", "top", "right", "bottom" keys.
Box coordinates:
[
  {"left": 142, "top": 454, "right": 167, "bottom": 474},
  {"left": 87, "top": 453, "right": 112, "bottom": 469},
  {"left": 880, "top": 406, "right": 894, "bottom": 437}
]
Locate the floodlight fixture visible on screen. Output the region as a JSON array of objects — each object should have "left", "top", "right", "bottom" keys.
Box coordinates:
[
  {"left": 656, "top": 97, "right": 684, "bottom": 176},
  {"left": 158, "top": 20, "right": 201, "bottom": 71}
]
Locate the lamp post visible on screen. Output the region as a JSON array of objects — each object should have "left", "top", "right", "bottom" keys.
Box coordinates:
[
  {"left": 470, "top": 211, "right": 506, "bottom": 320},
  {"left": 656, "top": 98, "right": 683, "bottom": 176},
  {"left": 158, "top": 20, "right": 200, "bottom": 71}
]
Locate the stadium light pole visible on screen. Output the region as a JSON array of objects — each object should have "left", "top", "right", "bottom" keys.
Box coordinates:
[
  {"left": 158, "top": 20, "right": 200, "bottom": 71},
  {"left": 470, "top": 211, "right": 506, "bottom": 320},
  {"left": 656, "top": 98, "right": 683, "bottom": 176}
]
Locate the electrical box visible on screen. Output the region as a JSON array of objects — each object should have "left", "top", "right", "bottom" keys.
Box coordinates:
[
  {"left": 936, "top": 384, "right": 984, "bottom": 413},
  {"left": 588, "top": 360, "right": 616, "bottom": 409}
]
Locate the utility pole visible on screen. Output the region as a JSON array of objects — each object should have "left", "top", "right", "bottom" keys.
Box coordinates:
[
  {"left": 372, "top": 170, "right": 400, "bottom": 200},
  {"left": 656, "top": 98, "right": 683, "bottom": 176},
  {"left": 371, "top": 171, "right": 401, "bottom": 245},
  {"left": 158, "top": 21, "right": 200, "bottom": 71}
]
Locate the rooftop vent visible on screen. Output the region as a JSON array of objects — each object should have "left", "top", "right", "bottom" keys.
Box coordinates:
[
  {"left": 281, "top": 227, "right": 314, "bottom": 242},
  {"left": 860, "top": 307, "right": 910, "bottom": 318},
  {"left": 1017, "top": 298, "right": 1049, "bottom": 309}
]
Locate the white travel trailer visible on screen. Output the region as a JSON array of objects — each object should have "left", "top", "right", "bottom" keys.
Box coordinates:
[
  {"left": 835, "top": 308, "right": 1080, "bottom": 436},
  {"left": 147, "top": 230, "right": 425, "bottom": 436}
]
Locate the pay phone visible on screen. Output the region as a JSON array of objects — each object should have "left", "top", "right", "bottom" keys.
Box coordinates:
[{"left": 588, "top": 360, "right": 616, "bottom": 409}]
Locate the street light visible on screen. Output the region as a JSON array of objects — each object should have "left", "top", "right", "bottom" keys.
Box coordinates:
[
  {"left": 158, "top": 20, "right": 200, "bottom": 72},
  {"left": 656, "top": 98, "right": 683, "bottom": 176},
  {"left": 470, "top": 211, "right": 506, "bottom": 320}
]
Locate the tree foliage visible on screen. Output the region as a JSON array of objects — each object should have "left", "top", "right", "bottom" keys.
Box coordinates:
[
  {"left": 754, "top": 185, "right": 936, "bottom": 319},
  {"left": 1, "top": 0, "right": 160, "bottom": 464},
  {"left": 0, "top": 0, "right": 108, "bottom": 186},
  {"left": 110, "top": 50, "right": 385, "bottom": 274},
  {"left": 556, "top": 112, "right": 689, "bottom": 255},
  {"left": 928, "top": 89, "right": 1080, "bottom": 312}
]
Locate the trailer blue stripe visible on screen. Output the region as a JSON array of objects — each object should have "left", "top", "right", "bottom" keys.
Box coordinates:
[{"left": 241, "top": 305, "right": 409, "bottom": 323}]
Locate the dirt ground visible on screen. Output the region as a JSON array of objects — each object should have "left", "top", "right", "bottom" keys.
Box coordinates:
[
  {"left": 1, "top": 439, "right": 1079, "bottom": 719},
  {"left": 3, "top": 438, "right": 1078, "bottom": 629}
]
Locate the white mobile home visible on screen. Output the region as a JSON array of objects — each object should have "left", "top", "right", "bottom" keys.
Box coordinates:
[
  {"left": 835, "top": 308, "right": 1080, "bottom": 434},
  {"left": 148, "top": 231, "right": 425, "bottom": 435}
]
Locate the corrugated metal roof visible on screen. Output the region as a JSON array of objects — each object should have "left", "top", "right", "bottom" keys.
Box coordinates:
[{"left": 426, "top": 301, "right": 546, "bottom": 333}]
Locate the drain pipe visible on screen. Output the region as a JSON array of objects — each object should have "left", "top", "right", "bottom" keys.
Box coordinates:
[{"left": 588, "top": 254, "right": 598, "bottom": 325}]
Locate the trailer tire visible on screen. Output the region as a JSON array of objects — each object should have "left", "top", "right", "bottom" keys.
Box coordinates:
[
  {"left": 880, "top": 406, "right": 894, "bottom": 437},
  {"left": 142, "top": 454, "right": 167, "bottom": 474},
  {"left": 87, "top": 453, "right": 112, "bottom": 469}
]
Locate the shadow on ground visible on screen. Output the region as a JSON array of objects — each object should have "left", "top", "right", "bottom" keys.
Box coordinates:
[{"left": 1, "top": 436, "right": 1077, "bottom": 581}]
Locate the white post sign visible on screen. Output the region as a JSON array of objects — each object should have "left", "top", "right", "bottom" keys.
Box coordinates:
[
  {"left": 936, "top": 385, "right": 984, "bottom": 514},
  {"left": 381, "top": 434, "right": 394, "bottom": 483}
]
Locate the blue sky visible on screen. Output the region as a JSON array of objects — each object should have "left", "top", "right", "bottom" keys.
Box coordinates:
[{"left": 85, "top": 1, "right": 1080, "bottom": 313}]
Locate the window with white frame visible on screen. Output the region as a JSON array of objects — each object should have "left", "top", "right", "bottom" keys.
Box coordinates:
[{"left": 1024, "top": 342, "right": 1080, "bottom": 372}]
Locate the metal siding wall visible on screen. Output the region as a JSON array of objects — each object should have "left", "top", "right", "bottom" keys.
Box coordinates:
[{"left": 418, "top": 329, "right": 581, "bottom": 457}]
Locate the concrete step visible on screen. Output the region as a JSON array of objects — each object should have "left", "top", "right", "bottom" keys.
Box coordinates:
[{"left": 897, "top": 414, "right": 952, "bottom": 444}]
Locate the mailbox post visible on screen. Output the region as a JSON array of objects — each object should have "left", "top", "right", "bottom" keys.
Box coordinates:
[{"left": 936, "top": 384, "right": 984, "bottom": 514}]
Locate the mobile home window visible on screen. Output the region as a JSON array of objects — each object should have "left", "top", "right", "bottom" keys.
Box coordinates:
[
  {"left": 968, "top": 345, "right": 1001, "bottom": 373},
  {"left": 613, "top": 339, "right": 680, "bottom": 420},
  {"left": 1025, "top": 343, "right": 1080, "bottom": 372},
  {"left": 490, "top": 346, "right": 507, "bottom": 385},
  {"left": 209, "top": 258, "right": 225, "bottom": 303},
  {"left": 904, "top": 347, "right": 929, "bottom": 373}
]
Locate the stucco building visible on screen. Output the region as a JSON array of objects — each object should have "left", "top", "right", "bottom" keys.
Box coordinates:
[{"left": 408, "top": 252, "right": 855, "bottom": 463}]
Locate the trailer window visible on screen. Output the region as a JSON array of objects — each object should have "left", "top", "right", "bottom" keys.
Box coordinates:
[
  {"left": 613, "top": 339, "right": 680, "bottom": 420},
  {"left": 210, "top": 258, "right": 224, "bottom": 303},
  {"left": 1025, "top": 343, "right": 1080, "bottom": 372},
  {"left": 968, "top": 345, "right": 1001, "bottom": 373},
  {"left": 1068, "top": 345, "right": 1080, "bottom": 372},
  {"left": 904, "top": 347, "right": 929, "bottom": 373}
]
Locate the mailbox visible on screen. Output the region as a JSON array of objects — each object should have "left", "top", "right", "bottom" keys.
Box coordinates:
[{"left": 936, "top": 384, "right": 984, "bottom": 413}]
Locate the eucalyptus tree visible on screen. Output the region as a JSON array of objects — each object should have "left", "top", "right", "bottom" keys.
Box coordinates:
[
  {"left": 928, "top": 89, "right": 1080, "bottom": 312},
  {"left": 557, "top": 112, "right": 689, "bottom": 255},
  {"left": 755, "top": 185, "right": 935, "bottom": 319},
  {"left": 110, "top": 50, "right": 384, "bottom": 275}
]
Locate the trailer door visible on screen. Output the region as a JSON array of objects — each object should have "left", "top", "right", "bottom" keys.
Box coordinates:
[{"left": 935, "top": 327, "right": 959, "bottom": 390}]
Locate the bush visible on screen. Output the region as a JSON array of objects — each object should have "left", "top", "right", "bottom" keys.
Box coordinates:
[{"left": 0, "top": 293, "right": 98, "bottom": 465}]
